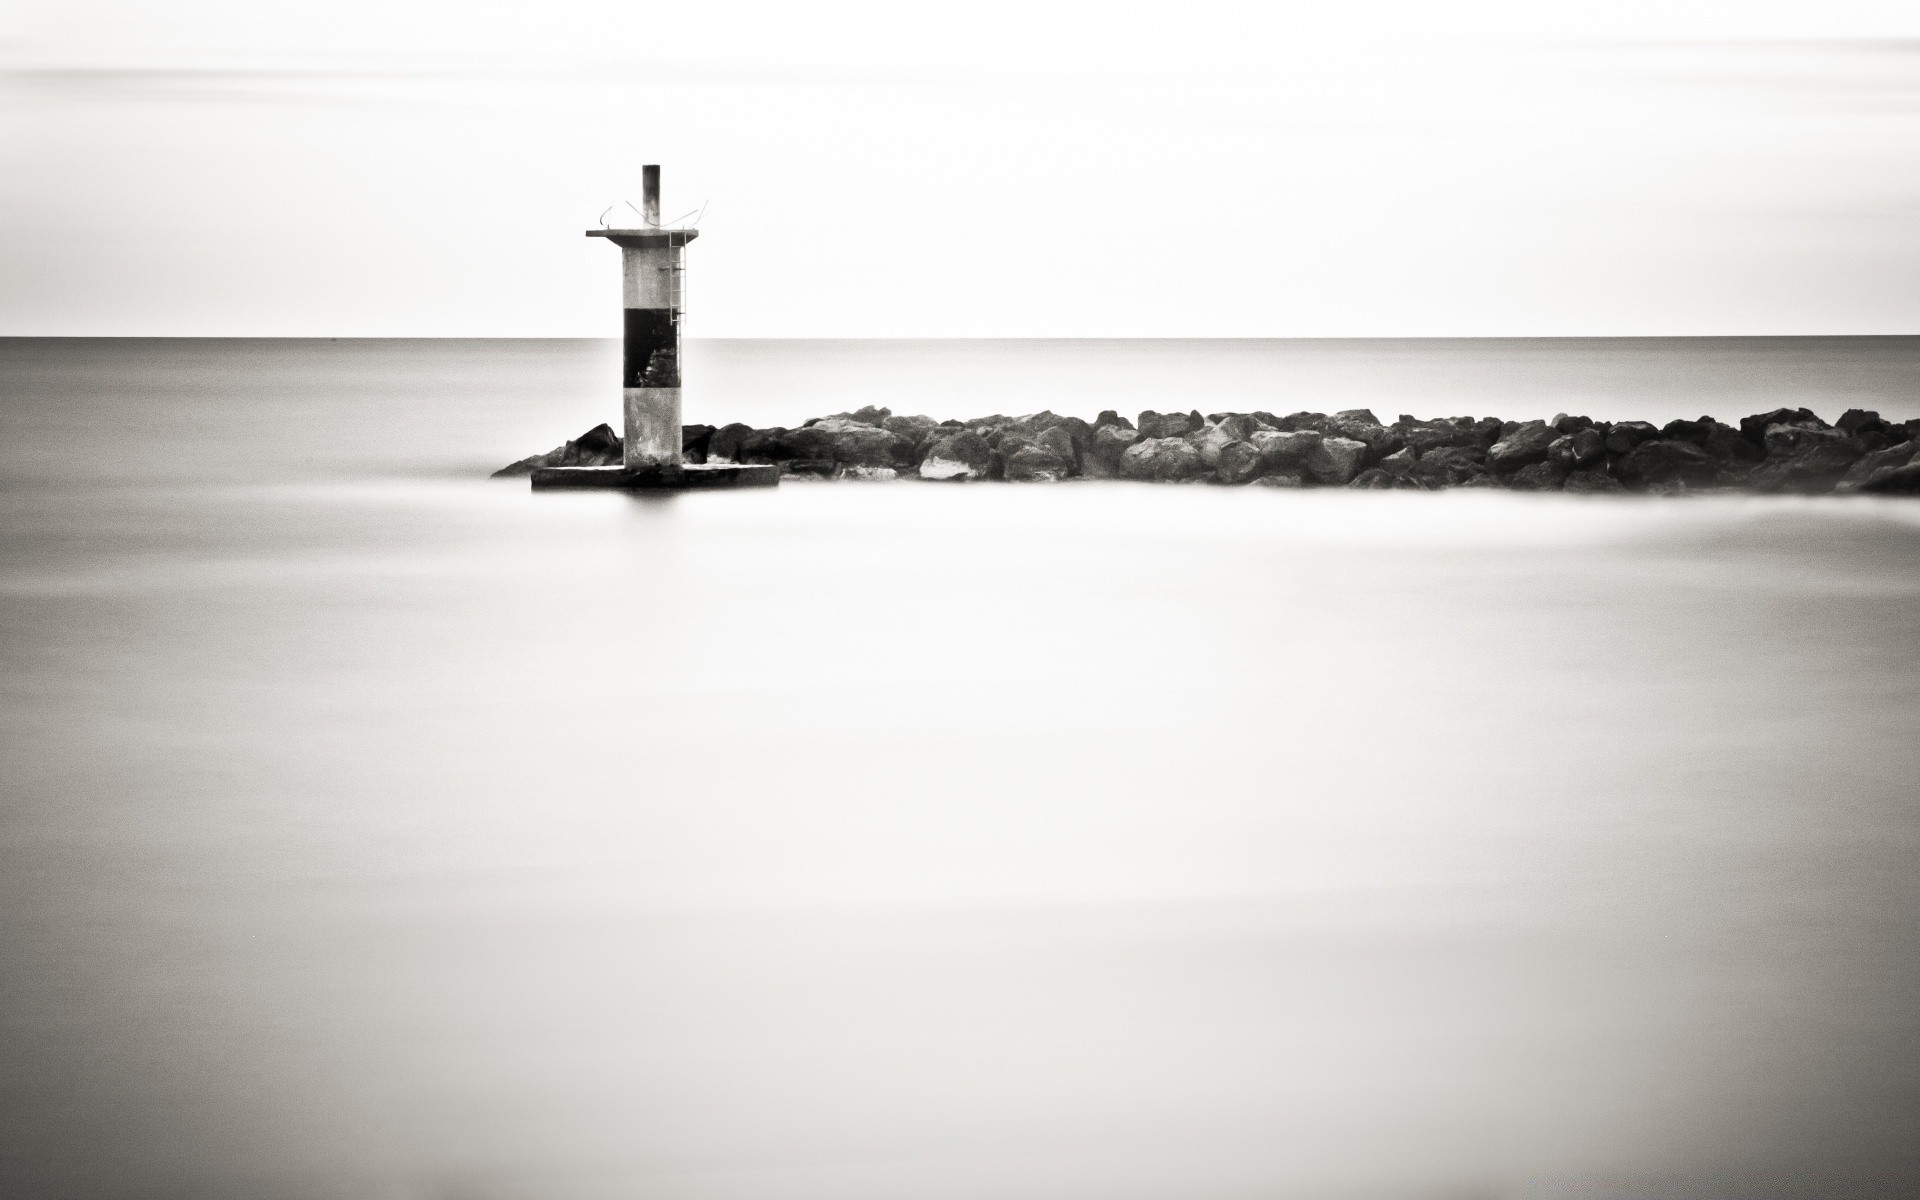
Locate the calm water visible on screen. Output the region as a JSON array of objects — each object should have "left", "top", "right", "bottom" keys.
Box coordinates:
[{"left": 3, "top": 337, "right": 1920, "bottom": 1200}]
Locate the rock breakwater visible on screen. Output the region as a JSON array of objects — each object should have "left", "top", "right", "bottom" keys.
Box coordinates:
[{"left": 496, "top": 405, "right": 1920, "bottom": 495}]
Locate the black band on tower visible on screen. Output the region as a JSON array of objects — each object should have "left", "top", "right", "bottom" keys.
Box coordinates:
[{"left": 622, "top": 308, "right": 679, "bottom": 388}]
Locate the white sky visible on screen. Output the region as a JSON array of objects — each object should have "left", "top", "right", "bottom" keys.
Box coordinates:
[{"left": 3, "top": 0, "right": 1918, "bottom": 336}]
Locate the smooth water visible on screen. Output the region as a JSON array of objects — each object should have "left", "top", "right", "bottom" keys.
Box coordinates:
[{"left": 3, "top": 338, "right": 1920, "bottom": 1200}]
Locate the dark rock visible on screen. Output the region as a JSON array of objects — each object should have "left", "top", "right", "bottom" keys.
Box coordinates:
[
  {"left": 1327, "top": 410, "right": 1398, "bottom": 459},
  {"left": 782, "top": 417, "right": 910, "bottom": 468},
  {"left": 783, "top": 458, "right": 837, "bottom": 477},
  {"left": 1564, "top": 469, "right": 1626, "bottom": 494},
  {"left": 1553, "top": 414, "right": 1594, "bottom": 435},
  {"left": 994, "top": 427, "right": 1038, "bottom": 460},
  {"left": 681, "top": 424, "right": 715, "bottom": 464},
  {"left": 1085, "top": 425, "right": 1141, "bottom": 478},
  {"left": 1750, "top": 426, "right": 1865, "bottom": 493},
  {"left": 1253, "top": 472, "right": 1306, "bottom": 487},
  {"left": 918, "top": 430, "right": 995, "bottom": 481},
  {"left": 1004, "top": 444, "right": 1073, "bottom": 482},
  {"left": 1837, "top": 408, "right": 1883, "bottom": 435},
  {"left": 1660, "top": 417, "right": 1714, "bottom": 445},
  {"left": 1120, "top": 437, "right": 1208, "bottom": 482},
  {"left": 1249, "top": 429, "right": 1321, "bottom": 472},
  {"left": 1050, "top": 416, "right": 1095, "bottom": 460},
  {"left": 882, "top": 414, "right": 940, "bottom": 444},
  {"left": 1396, "top": 418, "right": 1482, "bottom": 454},
  {"left": 1700, "top": 423, "right": 1763, "bottom": 463},
  {"left": 1604, "top": 421, "right": 1660, "bottom": 455},
  {"left": 1377, "top": 448, "right": 1419, "bottom": 478},
  {"left": 1507, "top": 461, "right": 1568, "bottom": 491},
  {"left": 1839, "top": 443, "right": 1919, "bottom": 490},
  {"left": 1859, "top": 463, "right": 1920, "bottom": 495},
  {"left": 1616, "top": 439, "right": 1722, "bottom": 490},
  {"left": 1469, "top": 417, "right": 1505, "bottom": 447},
  {"left": 1411, "top": 445, "right": 1489, "bottom": 487},
  {"left": 1487, "top": 421, "right": 1558, "bottom": 474},
  {"left": 1190, "top": 421, "right": 1243, "bottom": 467},
  {"left": 846, "top": 405, "right": 891, "bottom": 425},
  {"left": 738, "top": 426, "right": 792, "bottom": 464},
  {"left": 1137, "top": 410, "right": 1201, "bottom": 440},
  {"left": 492, "top": 422, "right": 625, "bottom": 476},
  {"left": 1740, "top": 407, "right": 1826, "bottom": 446},
  {"left": 1306, "top": 436, "right": 1369, "bottom": 485},
  {"left": 1547, "top": 428, "right": 1605, "bottom": 471},
  {"left": 1035, "top": 425, "right": 1081, "bottom": 472},
  {"left": 1347, "top": 468, "right": 1398, "bottom": 489},
  {"left": 1094, "top": 410, "right": 1134, "bottom": 432},
  {"left": 1215, "top": 440, "right": 1265, "bottom": 485},
  {"left": 708, "top": 421, "right": 754, "bottom": 463}
]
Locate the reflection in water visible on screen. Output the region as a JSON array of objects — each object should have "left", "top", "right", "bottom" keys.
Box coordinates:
[{"left": 2, "top": 340, "right": 1919, "bottom": 1199}]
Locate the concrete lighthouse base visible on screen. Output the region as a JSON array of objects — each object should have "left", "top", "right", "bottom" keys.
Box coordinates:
[{"left": 529, "top": 463, "right": 779, "bottom": 490}]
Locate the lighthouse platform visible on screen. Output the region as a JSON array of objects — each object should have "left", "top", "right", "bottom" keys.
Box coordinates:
[{"left": 529, "top": 463, "right": 780, "bottom": 490}]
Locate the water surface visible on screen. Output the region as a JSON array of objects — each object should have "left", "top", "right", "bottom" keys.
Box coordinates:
[{"left": 3, "top": 338, "right": 1919, "bottom": 1200}]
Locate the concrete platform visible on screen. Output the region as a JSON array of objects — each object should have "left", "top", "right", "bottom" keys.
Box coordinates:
[{"left": 530, "top": 463, "right": 779, "bottom": 490}]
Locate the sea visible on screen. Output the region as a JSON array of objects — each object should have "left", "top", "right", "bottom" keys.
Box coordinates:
[{"left": 3, "top": 336, "right": 1919, "bottom": 1200}]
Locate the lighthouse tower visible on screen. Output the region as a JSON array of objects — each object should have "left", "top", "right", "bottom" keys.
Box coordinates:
[
  {"left": 588, "top": 165, "right": 695, "bottom": 469},
  {"left": 536, "top": 165, "right": 774, "bottom": 489}
]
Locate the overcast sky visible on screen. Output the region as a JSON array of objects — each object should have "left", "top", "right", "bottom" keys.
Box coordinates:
[{"left": 3, "top": 0, "right": 1918, "bottom": 337}]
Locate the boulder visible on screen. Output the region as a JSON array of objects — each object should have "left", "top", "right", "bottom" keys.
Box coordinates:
[
  {"left": 918, "top": 430, "right": 995, "bottom": 481},
  {"left": 492, "top": 422, "right": 624, "bottom": 476},
  {"left": 1547, "top": 428, "right": 1605, "bottom": 471},
  {"left": 1306, "top": 436, "right": 1369, "bottom": 485},
  {"left": 1328, "top": 410, "right": 1398, "bottom": 458},
  {"left": 783, "top": 418, "right": 910, "bottom": 468},
  {"left": 707, "top": 421, "right": 754, "bottom": 463},
  {"left": 1376, "top": 448, "right": 1420, "bottom": 479},
  {"left": 1253, "top": 471, "right": 1306, "bottom": 487},
  {"left": 1700, "top": 423, "right": 1763, "bottom": 464},
  {"left": 1004, "top": 444, "right": 1074, "bottom": 482},
  {"left": 1119, "top": 437, "right": 1208, "bottom": 482},
  {"left": 1750, "top": 426, "right": 1864, "bottom": 493},
  {"left": 1249, "top": 429, "right": 1321, "bottom": 472},
  {"left": 1506, "top": 461, "right": 1568, "bottom": 491},
  {"left": 1086, "top": 425, "right": 1141, "bottom": 477},
  {"left": 1094, "top": 410, "right": 1134, "bottom": 432},
  {"left": 1839, "top": 442, "right": 1919, "bottom": 490},
  {"left": 738, "top": 426, "right": 792, "bottom": 464},
  {"left": 1035, "top": 425, "right": 1081, "bottom": 471},
  {"left": 1487, "top": 421, "right": 1558, "bottom": 474},
  {"left": 1397, "top": 418, "right": 1482, "bottom": 454},
  {"left": 1740, "top": 407, "right": 1825, "bottom": 445},
  {"left": 1190, "top": 421, "right": 1243, "bottom": 467},
  {"left": 834, "top": 465, "right": 897, "bottom": 481},
  {"left": 1604, "top": 421, "right": 1660, "bottom": 455},
  {"left": 1411, "top": 445, "right": 1489, "bottom": 487},
  {"left": 1137, "top": 410, "right": 1202, "bottom": 440},
  {"left": 1859, "top": 463, "right": 1920, "bottom": 495},
  {"left": 1564, "top": 469, "right": 1626, "bottom": 494},
  {"left": 1215, "top": 440, "right": 1265, "bottom": 485},
  {"left": 882, "top": 414, "right": 940, "bottom": 444},
  {"left": 1347, "top": 468, "right": 1399, "bottom": 489},
  {"left": 681, "top": 424, "right": 715, "bottom": 464},
  {"left": 1615, "top": 439, "right": 1722, "bottom": 490}
]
